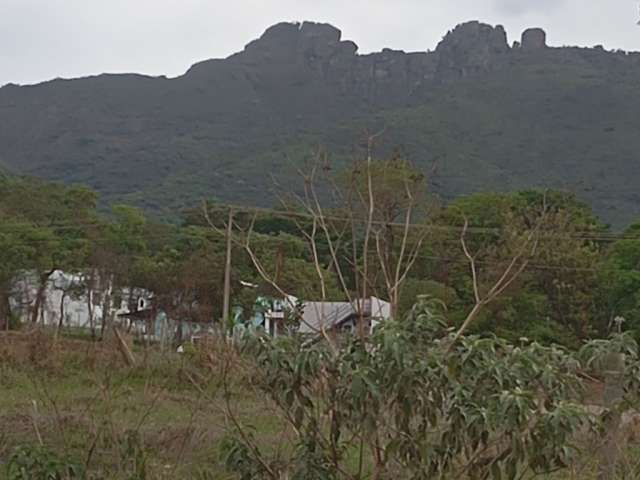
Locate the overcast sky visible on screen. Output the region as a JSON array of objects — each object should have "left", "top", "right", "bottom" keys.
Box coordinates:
[{"left": 2, "top": 0, "right": 639, "bottom": 87}]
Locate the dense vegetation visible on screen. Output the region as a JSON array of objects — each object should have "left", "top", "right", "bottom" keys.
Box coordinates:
[
  {"left": 2, "top": 151, "right": 640, "bottom": 478},
  {"left": 2, "top": 300, "right": 640, "bottom": 478},
  {"left": 1, "top": 158, "right": 640, "bottom": 347},
  {"left": 223, "top": 299, "right": 640, "bottom": 479},
  {"left": 0, "top": 316, "right": 640, "bottom": 480}
]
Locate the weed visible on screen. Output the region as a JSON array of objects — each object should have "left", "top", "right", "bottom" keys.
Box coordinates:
[{"left": 5, "top": 445, "right": 83, "bottom": 480}]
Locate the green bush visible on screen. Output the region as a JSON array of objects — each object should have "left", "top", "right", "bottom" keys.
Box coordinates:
[{"left": 6, "top": 445, "right": 84, "bottom": 480}]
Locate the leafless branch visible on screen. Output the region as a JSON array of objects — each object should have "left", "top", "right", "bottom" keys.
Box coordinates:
[{"left": 449, "top": 196, "right": 549, "bottom": 349}]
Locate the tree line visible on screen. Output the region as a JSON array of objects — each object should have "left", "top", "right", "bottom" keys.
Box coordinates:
[{"left": 1, "top": 156, "right": 639, "bottom": 347}]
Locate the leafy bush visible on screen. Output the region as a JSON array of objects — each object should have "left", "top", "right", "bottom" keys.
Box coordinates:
[
  {"left": 222, "top": 297, "right": 639, "bottom": 479},
  {"left": 6, "top": 445, "right": 84, "bottom": 480}
]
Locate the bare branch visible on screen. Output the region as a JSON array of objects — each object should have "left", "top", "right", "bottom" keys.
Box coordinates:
[
  {"left": 460, "top": 217, "right": 481, "bottom": 304},
  {"left": 449, "top": 198, "right": 549, "bottom": 349},
  {"left": 308, "top": 217, "right": 327, "bottom": 301}
]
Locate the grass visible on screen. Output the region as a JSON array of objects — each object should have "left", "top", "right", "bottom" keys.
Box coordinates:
[
  {"left": 2, "top": 330, "right": 640, "bottom": 479},
  {"left": 0, "top": 330, "right": 277, "bottom": 479}
]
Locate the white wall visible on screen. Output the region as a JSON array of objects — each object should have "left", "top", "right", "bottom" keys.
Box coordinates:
[{"left": 10, "top": 270, "right": 148, "bottom": 329}]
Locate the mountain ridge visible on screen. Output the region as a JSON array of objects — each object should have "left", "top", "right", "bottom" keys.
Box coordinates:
[{"left": 1, "top": 21, "right": 639, "bottom": 227}]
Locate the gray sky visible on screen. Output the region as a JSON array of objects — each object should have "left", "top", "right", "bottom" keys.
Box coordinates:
[{"left": 1, "top": 0, "right": 639, "bottom": 87}]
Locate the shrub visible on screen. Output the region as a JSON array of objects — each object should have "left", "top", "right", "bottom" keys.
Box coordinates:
[
  {"left": 6, "top": 445, "right": 84, "bottom": 480},
  {"left": 222, "top": 297, "right": 638, "bottom": 479}
]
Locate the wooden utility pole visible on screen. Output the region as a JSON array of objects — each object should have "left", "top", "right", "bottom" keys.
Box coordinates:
[
  {"left": 222, "top": 208, "right": 234, "bottom": 329},
  {"left": 274, "top": 245, "right": 284, "bottom": 286}
]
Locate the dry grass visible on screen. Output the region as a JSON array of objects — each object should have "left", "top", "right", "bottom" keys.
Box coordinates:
[
  {"left": 0, "top": 330, "right": 278, "bottom": 479},
  {"left": 2, "top": 331, "right": 640, "bottom": 479}
]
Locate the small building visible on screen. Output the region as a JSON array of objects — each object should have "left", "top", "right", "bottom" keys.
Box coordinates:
[
  {"left": 231, "top": 295, "right": 289, "bottom": 337},
  {"left": 10, "top": 270, "right": 149, "bottom": 330},
  {"left": 297, "top": 297, "right": 390, "bottom": 335},
  {"left": 117, "top": 299, "right": 215, "bottom": 346},
  {"left": 10, "top": 270, "right": 213, "bottom": 345},
  {"left": 232, "top": 294, "right": 391, "bottom": 337}
]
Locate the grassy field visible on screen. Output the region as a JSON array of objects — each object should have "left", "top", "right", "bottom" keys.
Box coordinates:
[
  {"left": 0, "top": 330, "right": 282, "bottom": 479},
  {"left": 1, "top": 330, "right": 639, "bottom": 479}
]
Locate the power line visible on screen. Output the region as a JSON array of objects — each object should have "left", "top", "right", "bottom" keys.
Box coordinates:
[
  {"left": 1, "top": 217, "right": 638, "bottom": 246},
  {"left": 0, "top": 233, "right": 608, "bottom": 274},
  {"left": 2, "top": 200, "right": 638, "bottom": 241},
  {"left": 202, "top": 203, "right": 640, "bottom": 242},
  {"left": 1, "top": 202, "right": 639, "bottom": 248}
]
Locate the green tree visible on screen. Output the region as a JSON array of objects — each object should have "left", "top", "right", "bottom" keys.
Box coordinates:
[
  {"left": 0, "top": 178, "right": 97, "bottom": 325},
  {"left": 599, "top": 222, "right": 640, "bottom": 335},
  {"left": 0, "top": 221, "right": 36, "bottom": 329},
  {"left": 223, "top": 297, "right": 636, "bottom": 479},
  {"left": 429, "top": 190, "right": 604, "bottom": 344}
]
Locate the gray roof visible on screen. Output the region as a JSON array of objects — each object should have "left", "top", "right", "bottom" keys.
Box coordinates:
[{"left": 297, "top": 297, "right": 391, "bottom": 334}]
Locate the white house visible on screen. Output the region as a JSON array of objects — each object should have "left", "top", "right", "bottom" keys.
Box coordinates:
[{"left": 10, "top": 270, "right": 150, "bottom": 330}]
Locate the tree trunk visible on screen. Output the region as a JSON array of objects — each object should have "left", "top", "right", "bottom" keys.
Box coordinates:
[
  {"left": 598, "top": 352, "right": 625, "bottom": 480},
  {"left": 126, "top": 284, "right": 135, "bottom": 334},
  {"left": 86, "top": 270, "right": 96, "bottom": 340},
  {"left": 176, "top": 319, "right": 183, "bottom": 345},
  {"left": 31, "top": 270, "right": 54, "bottom": 324},
  {"left": 58, "top": 291, "right": 67, "bottom": 332},
  {"left": 0, "top": 289, "right": 11, "bottom": 331},
  {"left": 100, "top": 275, "right": 113, "bottom": 340}
]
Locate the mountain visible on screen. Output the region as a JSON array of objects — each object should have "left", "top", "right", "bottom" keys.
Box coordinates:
[{"left": 1, "top": 21, "right": 639, "bottom": 226}]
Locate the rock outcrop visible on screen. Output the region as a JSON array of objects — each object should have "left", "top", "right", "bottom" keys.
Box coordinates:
[
  {"left": 521, "top": 28, "right": 547, "bottom": 51},
  {"left": 186, "top": 21, "right": 514, "bottom": 106},
  {"left": 434, "top": 21, "right": 509, "bottom": 79}
]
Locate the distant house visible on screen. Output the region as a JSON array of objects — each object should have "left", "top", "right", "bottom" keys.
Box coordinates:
[
  {"left": 233, "top": 294, "right": 391, "bottom": 338},
  {"left": 232, "top": 295, "right": 289, "bottom": 337},
  {"left": 10, "top": 270, "right": 148, "bottom": 330},
  {"left": 117, "top": 300, "right": 215, "bottom": 346},
  {"left": 296, "top": 297, "right": 390, "bottom": 335},
  {"left": 10, "top": 270, "right": 213, "bottom": 345},
  {"left": 12, "top": 272, "right": 392, "bottom": 345}
]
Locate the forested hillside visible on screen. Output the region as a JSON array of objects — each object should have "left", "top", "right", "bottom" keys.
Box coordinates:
[{"left": 1, "top": 21, "right": 639, "bottom": 226}]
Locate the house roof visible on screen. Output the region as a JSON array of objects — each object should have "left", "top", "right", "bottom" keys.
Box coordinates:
[{"left": 297, "top": 297, "right": 390, "bottom": 334}]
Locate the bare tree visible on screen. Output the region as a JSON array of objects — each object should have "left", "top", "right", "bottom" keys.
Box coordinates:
[
  {"left": 449, "top": 196, "right": 549, "bottom": 348},
  {"left": 206, "top": 135, "right": 431, "bottom": 343}
]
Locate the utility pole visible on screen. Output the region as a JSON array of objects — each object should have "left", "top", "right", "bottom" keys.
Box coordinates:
[
  {"left": 222, "top": 208, "right": 233, "bottom": 329},
  {"left": 274, "top": 245, "right": 284, "bottom": 286}
]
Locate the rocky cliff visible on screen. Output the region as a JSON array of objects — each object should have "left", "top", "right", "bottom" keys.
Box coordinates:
[
  {"left": 0, "top": 21, "right": 639, "bottom": 226},
  {"left": 184, "top": 20, "right": 549, "bottom": 107}
]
